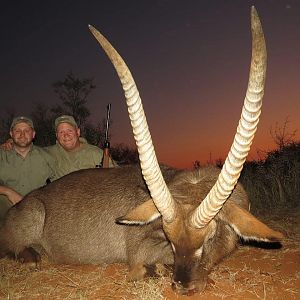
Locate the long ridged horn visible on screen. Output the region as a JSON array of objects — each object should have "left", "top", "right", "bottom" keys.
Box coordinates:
[
  {"left": 190, "top": 6, "right": 267, "bottom": 228},
  {"left": 88, "top": 25, "right": 176, "bottom": 223}
]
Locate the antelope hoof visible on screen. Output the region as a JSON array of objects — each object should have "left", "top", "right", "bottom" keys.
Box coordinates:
[{"left": 17, "top": 247, "right": 41, "bottom": 269}]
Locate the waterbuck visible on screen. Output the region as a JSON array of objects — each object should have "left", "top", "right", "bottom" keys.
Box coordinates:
[{"left": 0, "top": 7, "right": 283, "bottom": 295}]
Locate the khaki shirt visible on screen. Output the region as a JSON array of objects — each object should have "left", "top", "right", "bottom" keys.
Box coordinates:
[
  {"left": 0, "top": 145, "right": 56, "bottom": 220},
  {"left": 46, "top": 140, "right": 115, "bottom": 179}
]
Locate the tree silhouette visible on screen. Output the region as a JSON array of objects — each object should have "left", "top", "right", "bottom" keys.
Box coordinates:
[
  {"left": 0, "top": 109, "right": 15, "bottom": 143},
  {"left": 52, "top": 71, "right": 96, "bottom": 133},
  {"left": 270, "top": 117, "right": 297, "bottom": 150},
  {"left": 30, "top": 103, "right": 56, "bottom": 146}
]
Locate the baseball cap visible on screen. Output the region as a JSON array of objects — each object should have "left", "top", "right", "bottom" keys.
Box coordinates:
[
  {"left": 10, "top": 116, "right": 34, "bottom": 130},
  {"left": 55, "top": 115, "right": 78, "bottom": 130}
]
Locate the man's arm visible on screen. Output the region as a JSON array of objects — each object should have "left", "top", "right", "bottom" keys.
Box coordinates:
[{"left": 0, "top": 185, "right": 23, "bottom": 205}]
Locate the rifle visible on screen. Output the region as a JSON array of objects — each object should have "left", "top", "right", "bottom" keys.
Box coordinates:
[{"left": 101, "top": 103, "right": 111, "bottom": 168}]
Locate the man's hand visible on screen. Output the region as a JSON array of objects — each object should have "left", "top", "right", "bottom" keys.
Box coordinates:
[
  {"left": 0, "top": 186, "right": 23, "bottom": 205},
  {"left": 0, "top": 138, "right": 13, "bottom": 151}
]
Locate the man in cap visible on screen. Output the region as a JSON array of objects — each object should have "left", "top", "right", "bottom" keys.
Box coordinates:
[
  {"left": 0, "top": 116, "right": 56, "bottom": 223},
  {"left": 45, "top": 115, "right": 115, "bottom": 178}
]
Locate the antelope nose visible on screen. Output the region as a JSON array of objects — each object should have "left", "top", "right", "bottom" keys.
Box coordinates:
[
  {"left": 171, "top": 280, "right": 182, "bottom": 291},
  {"left": 171, "top": 280, "right": 198, "bottom": 295}
]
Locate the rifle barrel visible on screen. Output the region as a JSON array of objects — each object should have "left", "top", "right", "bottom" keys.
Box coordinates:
[{"left": 105, "top": 103, "right": 111, "bottom": 142}]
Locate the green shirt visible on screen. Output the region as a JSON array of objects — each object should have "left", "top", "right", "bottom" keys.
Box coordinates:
[
  {"left": 46, "top": 140, "right": 115, "bottom": 179},
  {"left": 0, "top": 144, "right": 56, "bottom": 220}
]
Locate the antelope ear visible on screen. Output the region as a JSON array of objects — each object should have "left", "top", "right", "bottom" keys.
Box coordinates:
[
  {"left": 219, "top": 202, "right": 284, "bottom": 242},
  {"left": 116, "top": 199, "right": 161, "bottom": 225}
]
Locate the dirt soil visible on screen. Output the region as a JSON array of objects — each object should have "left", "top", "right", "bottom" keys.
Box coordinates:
[{"left": 0, "top": 210, "right": 299, "bottom": 300}]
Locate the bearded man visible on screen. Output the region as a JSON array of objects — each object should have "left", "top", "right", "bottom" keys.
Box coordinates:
[{"left": 0, "top": 116, "right": 56, "bottom": 223}]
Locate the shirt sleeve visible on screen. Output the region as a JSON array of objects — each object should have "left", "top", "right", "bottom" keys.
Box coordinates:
[
  {"left": 40, "top": 148, "right": 59, "bottom": 181},
  {"left": 48, "top": 155, "right": 59, "bottom": 181}
]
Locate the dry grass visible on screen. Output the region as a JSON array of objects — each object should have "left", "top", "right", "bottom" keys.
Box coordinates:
[
  {"left": 1, "top": 247, "right": 299, "bottom": 299},
  {"left": 0, "top": 259, "right": 171, "bottom": 300},
  {"left": 1, "top": 211, "right": 299, "bottom": 300}
]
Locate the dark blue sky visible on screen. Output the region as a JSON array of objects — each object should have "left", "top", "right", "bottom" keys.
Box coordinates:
[{"left": 1, "top": 0, "right": 299, "bottom": 168}]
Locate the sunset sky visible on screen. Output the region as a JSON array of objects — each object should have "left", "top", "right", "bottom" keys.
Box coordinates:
[{"left": 1, "top": 0, "right": 299, "bottom": 169}]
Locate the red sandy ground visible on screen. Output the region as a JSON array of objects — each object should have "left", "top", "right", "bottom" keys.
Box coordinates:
[{"left": 0, "top": 210, "right": 299, "bottom": 299}]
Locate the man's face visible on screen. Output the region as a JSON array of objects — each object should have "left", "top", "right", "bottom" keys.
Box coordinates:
[
  {"left": 56, "top": 123, "right": 80, "bottom": 151},
  {"left": 10, "top": 122, "right": 35, "bottom": 148}
]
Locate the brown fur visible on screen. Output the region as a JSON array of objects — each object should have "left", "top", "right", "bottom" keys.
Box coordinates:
[{"left": 0, "top": 165, "right": 282, "bottom": 295}]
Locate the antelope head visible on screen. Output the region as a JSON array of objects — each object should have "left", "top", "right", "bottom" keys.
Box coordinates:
[{"left": 89, "top": 6, "right": 283, "bottom": 295}]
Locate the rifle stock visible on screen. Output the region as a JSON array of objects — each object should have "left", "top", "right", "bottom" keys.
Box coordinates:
[{"left": 102, "top": 147, "right": 110, "bottom": 168}]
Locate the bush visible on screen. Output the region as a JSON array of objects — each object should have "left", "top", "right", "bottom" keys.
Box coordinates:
[{"left": 240, "top": 142, "right": 300, "bottom": 213}]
